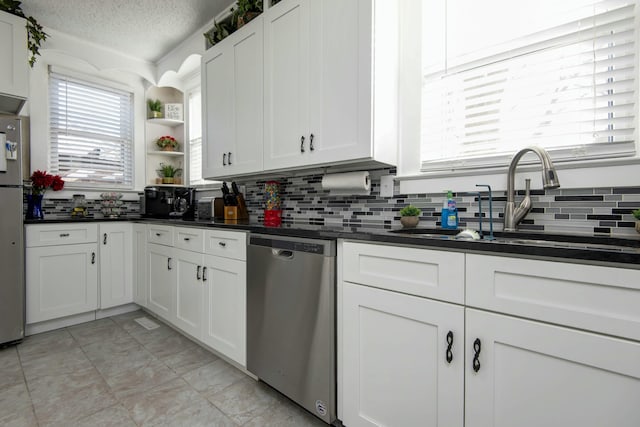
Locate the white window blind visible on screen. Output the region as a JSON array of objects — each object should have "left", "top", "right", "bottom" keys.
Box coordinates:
[
  {"left": 188, "top": 90, "right": 215, "bottom": 185},
  {"left": 49, "top": 72, "right": 134, "bottom": 187},
  {"left": 421, "top": 0, "right": 637, "bottom": 171}
]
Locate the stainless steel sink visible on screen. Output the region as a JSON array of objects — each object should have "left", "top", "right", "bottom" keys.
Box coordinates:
[{"left": 388, "top": 228, "right": 640, "bottom": 254}]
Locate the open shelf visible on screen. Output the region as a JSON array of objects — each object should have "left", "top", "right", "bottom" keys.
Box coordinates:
[
  {"left": 146, "top": 118, "right": 184, "bottom": 127},
  {"left": 147, "top": 150, "right": 184, "bottom": 157}
]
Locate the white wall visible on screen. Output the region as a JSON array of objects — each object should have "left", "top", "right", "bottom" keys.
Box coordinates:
[{"left": 27, "top": 28, "right": 156, "bottom": 197}]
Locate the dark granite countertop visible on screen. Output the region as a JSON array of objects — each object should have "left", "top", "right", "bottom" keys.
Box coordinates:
[{"left": 24, "top": 216, "right": 640, "bottom": 267}]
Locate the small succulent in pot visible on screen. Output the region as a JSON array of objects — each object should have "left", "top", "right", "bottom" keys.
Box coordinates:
[
  {"left": 399, "top": 205, "right": 421, "bottom": 228},
  {"left": 147, "top": 99, "right": 162, "bottom": 118}
]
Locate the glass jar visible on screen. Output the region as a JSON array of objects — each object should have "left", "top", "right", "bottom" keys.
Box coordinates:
[{"left": 71, "top": 194, "right": 87, "bottom": 217}]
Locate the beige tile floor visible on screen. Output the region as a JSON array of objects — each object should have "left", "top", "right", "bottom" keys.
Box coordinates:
[{"left": 0, "top": 310, "right": 326, "bottom": 427}]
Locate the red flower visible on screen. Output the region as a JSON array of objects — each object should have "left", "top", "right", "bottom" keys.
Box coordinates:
[
  {"left": 51, "top": 175, "right": 65, "bottom": 191},
  {"left": 29, "top": 170, "right": 65, "bottom": 195}
]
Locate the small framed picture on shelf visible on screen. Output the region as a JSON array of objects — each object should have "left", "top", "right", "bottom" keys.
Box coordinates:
[{"left": 164, "top": 103, "right": 183, "bottom": 121}]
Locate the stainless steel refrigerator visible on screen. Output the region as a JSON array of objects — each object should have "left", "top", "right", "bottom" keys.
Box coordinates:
[{"left": 0, "top": 116, "right": 24, "bottom": 345}]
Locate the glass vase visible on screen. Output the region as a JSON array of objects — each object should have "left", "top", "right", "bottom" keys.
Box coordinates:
[{"left": 26, "top": 194, "right": 44, "bottom": 220}]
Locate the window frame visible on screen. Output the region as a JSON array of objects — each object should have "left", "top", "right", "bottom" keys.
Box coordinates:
[
  {"left": 397, "top": 0, "right": 640, "bottom": 192},
  {"left": 48, "top": 69, "right": 135, "bottom": 189}
]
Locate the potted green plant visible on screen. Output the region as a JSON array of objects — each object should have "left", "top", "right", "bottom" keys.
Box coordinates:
[
  {"left": 204, "top": 20, "right": 232, "bottom": 48},
  {"left": 399, "top": 205, "right": 421, "bottom": 228},
  {"left": 633, "top": 209, "right": 640, "bottom": 233},
  {"left": 156, "top": 135, "right": 179, "bottom": 151},
  {"left": 0, "top": 1, "right": 48, "bottom": 67},
  {"left": 157, "top": 163, "right": 182, "bottom": 184},
  {"left": 147, "top": 99, "right": 162, "bottom": 118},
  {"left": 233, "top": 0, "right": 263, "bottom": 28}
]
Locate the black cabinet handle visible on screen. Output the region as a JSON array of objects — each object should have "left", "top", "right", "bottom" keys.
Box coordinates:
[
  {"left": 202, "top": 266, "right": 208, "bottom": 282},
  {"left": 184, "top": 237, "right": 190, "bottom": 241},
  {"left": 228, "top": 152, "right": 232, "bottom": 165},
  {"left": 103, "top": 233, "right": 107, "bottom": 245},
  {"left": 223, "top": 153, "right": 227, "bottom": 166},
  {"left": 197, "top": 265, "right": 202, "bottom": 280},
  {"left": 446, "top": 331, "right": 454, "bottom": 364},
  {"left": 91, "top": 252, "right": 96, "bottom": 264},
  {"left": 309, "top": 133, "right": 314, "bottom": 151},
  {"left": 60, "top": 233, "right": 70, "bottom": 237},
  {"left": 472, "top": 338, "right": 482, "bottom": 372},
  {"left": 300, "top": 135, "right": 305, "bottom": 153},
  {"left": 167, "top": 257, "right": 172, "bottom": 270},
  {"left": 218, "top": 241, "right": 226, "bottom": 247},
  {"left": 155, "top": 232, "right": 161, "bottom": 237}
]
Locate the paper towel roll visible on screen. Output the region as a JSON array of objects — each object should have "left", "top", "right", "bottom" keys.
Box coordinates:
[
  {"left": 0, "top": 133, "right": 6, "bottom": 173},
  {"left": 321, "top": 171, "right": 371, "bottom": 195}
]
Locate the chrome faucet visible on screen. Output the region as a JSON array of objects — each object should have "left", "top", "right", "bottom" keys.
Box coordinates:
[{"left": 504, "top": 146, "right": 560, "bottom": 231}]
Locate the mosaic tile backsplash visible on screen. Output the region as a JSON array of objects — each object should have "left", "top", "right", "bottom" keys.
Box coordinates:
[
  {"left": 31, "top": 167, "right": 640, "bottom": 238},
  {"left": 24, "top": 196, "right": 141, "bottom": 220},
  {"left": 230, "top": 168, "right": 640, "bottom": 238}
]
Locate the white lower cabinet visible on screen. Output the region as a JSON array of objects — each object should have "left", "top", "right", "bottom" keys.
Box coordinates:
[
  {"left": 132, "top": 223, "right": 148, "bottom": 308},
  {"left": 201, "top": 254, "right": 247, "bottom": 367},
  {"left": 25, "top": 223, "right": 99, "bottom": 324},
  {"left": 26, "top": 243, "right": 98, "bottom": 323},
  {"left": 147, "top": 242, "right": 176, "bottom": 323},
  {"left": 98, "top": 223, "right": 133, "bottom": 309},
  {"left": 173, "top": 247, "right": 205, "bottom": 338},
  {"left": 339, "top": 242, "right": 640, "bottom": 427},
  {"left": 341, "top": 282, "right": 464, "bottom": 427},
  {"left": 144, "top": 226, "right": 247, "bottom": 367},
  {"left": 465, "top": 308, "right": 640, "bottom": 427}
]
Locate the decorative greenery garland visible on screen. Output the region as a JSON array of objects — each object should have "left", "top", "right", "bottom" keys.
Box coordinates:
[{"left": 0, "top": 0, "right": 48, "bottom": 67}]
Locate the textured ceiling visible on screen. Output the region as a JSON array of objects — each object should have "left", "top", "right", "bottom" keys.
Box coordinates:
[{"left": 21, "top": 0, "right": 230, "bottom": 63}]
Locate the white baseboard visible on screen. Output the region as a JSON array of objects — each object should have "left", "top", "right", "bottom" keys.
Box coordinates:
[
  {"left": 96, "top": 303, "right": 140, "bottom": 319},
  {"left": 26, "top": 303, "right": 142, "bottom": 336},
  {"left": 26, "top": 311, "right": 96, "bottom": 336}
]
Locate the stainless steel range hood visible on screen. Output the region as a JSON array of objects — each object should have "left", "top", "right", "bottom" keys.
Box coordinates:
[{"left": 0, "top": 93, "right": 27, "bottom": 115}]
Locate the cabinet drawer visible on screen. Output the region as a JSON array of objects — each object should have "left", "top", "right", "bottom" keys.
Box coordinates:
[
  {"left": 466, "top": 254, "right": 640, "bottom": 342},
  {"left": 204, "top": 230, "right": 247, "bottom": 260},
  {"left": 342, "top": 241, "right": 465, "bottom": 304},
  {"left": 147, "top": 224, "right": 174, "bottom": 246},
  {"left": 26, "top": 223, "right": 98, "bottom": 247},
  {"left": 174, "top": 227, "right": 205, "bottom": 252}
]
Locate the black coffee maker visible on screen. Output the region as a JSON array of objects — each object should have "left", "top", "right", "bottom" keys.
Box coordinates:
[{"left": 143, "top": 186, "right": 195, "bottom": 219}]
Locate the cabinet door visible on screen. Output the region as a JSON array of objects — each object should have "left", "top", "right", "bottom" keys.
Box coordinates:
[
  {"left": 341, "top": 282, "right": 464, "bottom": 427},
  {"left": 26, "top": 244, "right": 98, "bottom": 324},
  {"left": 99, "top": 223, "right": 133, "bottom": 309},
  {"left": 202, "top": 255, "right": 247, "bottom": 366},
  {"left": 306, "top": 0, "right": 372, "bottom": 165},
  {"left": 0, "top": 11, "right": 28, "bottom": 102},
  {"left": 173, "top": 248, "right": 204, "bottom": 338},
  {"left": 147, "top": 243, "right": 175, "bottom": 322},
  {"left": 465, "top": 309, "right": 640, "bottom": 427},
  {"left": 263, "top": 0, "right": 311, "bottom": 170},
  {"left": 132, "top": 224, "right": 148, "bottom": 308},
  {"left": 202, "top": 18, "right": 263, "bottom": 179},
  {"left": 202, "top": 38, "right": 233, "bottom": 179}
]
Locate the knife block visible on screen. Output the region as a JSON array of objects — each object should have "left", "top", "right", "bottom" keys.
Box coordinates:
[{"left": 223, "top": 194, "right": 248, "bottom": 220}]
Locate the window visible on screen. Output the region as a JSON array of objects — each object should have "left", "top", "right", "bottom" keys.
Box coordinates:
[
  {"left": 49, "top": 72, "right": 134, "bottom": 187},
  {"left": 420, "top": 0, "right": 637, "bottom": 171},
  {"left": 187, "top": 89, "right": 215, "bottom": 185}
]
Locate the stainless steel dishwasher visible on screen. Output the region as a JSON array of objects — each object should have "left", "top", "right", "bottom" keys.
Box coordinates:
[{"left": 247, "top": 234, "right": 336, "bottom": 424}]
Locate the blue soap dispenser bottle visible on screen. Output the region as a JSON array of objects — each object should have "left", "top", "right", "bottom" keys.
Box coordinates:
[{"left": 442, "top": 190, "right": 458, "bottom": 229}]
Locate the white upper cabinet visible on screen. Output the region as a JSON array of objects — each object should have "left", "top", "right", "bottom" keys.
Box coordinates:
[
  {"left": 202, "top": 17, "right": 264, "bottom": 179},
  {"left": 263, "top": 0, "right": 310, "bottom": 170},
  {"left": 263, "top": 0, "right": 398, "bottom": 172},
  {"left": 202, "top": 0, "right": 399, "bottom": 179},
  {"left": 0, "top": 11, "right": 28, "bottom": 107}
]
